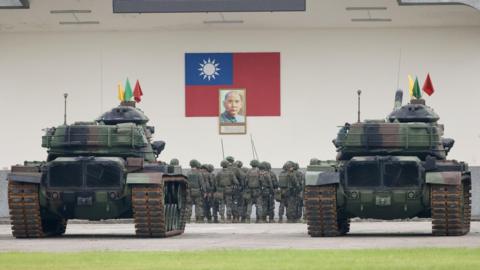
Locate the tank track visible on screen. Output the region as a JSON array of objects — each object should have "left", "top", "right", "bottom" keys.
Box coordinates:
[
  {"left": 431, "top": 183, "right": 469, "bottom": 236},
  {"left": 132, "top": 176, "right": 187, "bottom": 238},
  {"left": 305, "top": 185, "right": 347, "bottom": 237},
  {"left": 8, "top": 181, "right": 68, "bottom": 238},
  {"left": 8, "top": 181, "right": 44, "bottom": 238},
  {"left": 463, "top": 180, "right": 471, "bottom": 234}
]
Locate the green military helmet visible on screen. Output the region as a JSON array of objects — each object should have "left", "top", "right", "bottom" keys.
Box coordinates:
[
  {"left": 265, "top": 162, "right": 272, "bottom": 171},
  {"left": 250, "top": 159, "right": 259, "bottom": 168},
  {"left": 258, "top": 161, "right": 268, "bottom": 170},
  {"left": 225, "top": 156, "right": 235, "bottom": 163},
  {"left": 293, "top": 162, "right": 300, "bottom": 170},
  {"left": 189, "top": 159, "right": 200, "bottom": 168},
  {"left": 309, "top": 158, "right": 319, "bottom": 165},
  {"left": 169, "top": 158, "right": 179, "bottom": 166},
  {"left": 234, "top": 160, "right": 243, "bottom": 168},
  {"left": 207, "top": 164, "right": 215, "bottom": 173},
  {"left": 201, "top": 164, "right": 209, "bottom": 170},
  {"left": 220, "top": 160, "right": 229, "bottom": 168}
]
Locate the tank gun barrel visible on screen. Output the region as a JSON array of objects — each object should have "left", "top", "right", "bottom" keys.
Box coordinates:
[{"left": 394, "top": 89, "right": 403, "bottom": 110}]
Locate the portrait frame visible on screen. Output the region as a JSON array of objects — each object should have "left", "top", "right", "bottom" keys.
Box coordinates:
[{"left": 218, "top": 88, "right": 247, "bottom": 135}]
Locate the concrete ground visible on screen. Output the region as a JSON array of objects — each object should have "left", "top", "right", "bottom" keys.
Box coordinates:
[{"left": 0, "top": 221, "right": 479, "bottom": 252}]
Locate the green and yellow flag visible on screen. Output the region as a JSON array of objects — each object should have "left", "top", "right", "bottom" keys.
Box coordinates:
[
  {"left": 408, "top": 75, "right": 414, "bottom": 97},
  {"left": 117, "top": 82, "right": 125, "bottom": 101},
  {"left": 124, "top": 78, "right": 133, "bottom": 101},
  {"left": 412, "top": 76, "right": 422, "bottom": 99}
]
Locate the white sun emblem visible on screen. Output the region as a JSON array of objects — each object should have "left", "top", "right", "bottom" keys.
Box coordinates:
[{"left": 198, "top": 58, "right": 221, "bottom": 81}]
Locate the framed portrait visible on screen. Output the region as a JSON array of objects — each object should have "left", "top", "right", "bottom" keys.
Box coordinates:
[{"left": 219, "top": 88, "right": 247, "bottom": 135}]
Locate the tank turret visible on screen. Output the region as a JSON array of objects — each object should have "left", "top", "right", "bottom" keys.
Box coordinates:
[
  {"left": 97, "top": 101, "right": 149, "bottom": 125},
  {"left": 388, "top": 98, "right": 440, "bottom": 123}
]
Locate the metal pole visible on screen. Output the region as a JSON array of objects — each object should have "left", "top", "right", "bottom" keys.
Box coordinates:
[
  {"left": 221, "top": 138, "right": 225, "bottom": 160},
  {"left": 64, "top": 93, "right": 68, "bottom": 125},
  {"left": 357, "top": 89, "right": 362, "bottom": 123}
]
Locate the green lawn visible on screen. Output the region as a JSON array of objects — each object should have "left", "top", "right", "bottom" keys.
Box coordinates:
[{"left": 0, "top": 248, "right": 479, "bottom": 270}]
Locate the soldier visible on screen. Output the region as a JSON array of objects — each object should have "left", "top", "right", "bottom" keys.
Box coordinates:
[
  {"left": 225, "top": 156, "right": 235, "bottom": 165},
  {"left": 265, "top": 162, "right": 278, "bottom": 223},
  {"left": 187, "top": 159, "right": 206, "bottom": 223},
  {"left": 276, "top": 162, "right": 290, "bottom": 223},
  {"left": 201, "top": 164, "right": 214, "bottom": 223},
  {"left": 215, "top": 160, "right": 239, "bottom": 223},
  {"left": 234, "top": 160, "right": 248, "bottom": 222},
  {"left": 207, "top": 164, "right": 219, "bottom": 223},
  {"left": 244, "top": 160, "right": 263, "bottom": 223},
  {"left": 285, "top": 161, "right": 299, "bottom": 222},
  {"left": 258, "top": 162, "right": 273, "bottom": 223},
  {"left": 293, "top": 162, "right": 305, "bottom": 221}
]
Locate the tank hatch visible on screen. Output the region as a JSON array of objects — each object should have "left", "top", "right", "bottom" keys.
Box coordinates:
[
  {"left": 388, "top": 99, "right": 439, "bottom": 123},
  {"left": 96, "top": 102, "right": 149, "bottom": 125}
]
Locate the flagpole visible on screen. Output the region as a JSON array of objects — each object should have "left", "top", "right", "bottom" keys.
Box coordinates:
[
  {"left": 357, "top": 90, "right": 362, "bottom": 123},
  {"left": 63, "top": 93, "right": 68, "bottom": 125}
]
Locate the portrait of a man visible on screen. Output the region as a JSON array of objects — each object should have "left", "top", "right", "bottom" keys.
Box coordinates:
[{"left": 219, "top": 89, "right": 246, "bottom": 124}]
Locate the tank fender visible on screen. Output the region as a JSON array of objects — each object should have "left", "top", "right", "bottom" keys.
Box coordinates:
[
  {"left": 305, "top": 171, "right": 340, "bottom": 186},
  {"left": 426, "top": 171, "right": 461, "bottom": 185},
  {"left": 126, "top": 172, "right": 163, "bottom": 185},
  {"left": 8, "top": 172, "right": 42, "bottom": 184}
]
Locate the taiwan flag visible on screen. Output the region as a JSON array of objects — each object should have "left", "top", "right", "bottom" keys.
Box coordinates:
[{"left": 185, "top": 52, "right": 280, "bottom": 117}]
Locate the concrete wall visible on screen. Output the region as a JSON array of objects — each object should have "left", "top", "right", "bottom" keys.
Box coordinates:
[
  {"left": 0, "top": 171, "right": 8, "bottom": 218},
  {"left": 1, "top": 27, "right": 480, "bottom": 169},
  {"left": 0, "top": 168, "right": 478, "bottom": 219}
]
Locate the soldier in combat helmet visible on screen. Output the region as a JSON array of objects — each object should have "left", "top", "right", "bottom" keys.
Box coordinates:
[
  {"left": 206, "top": 164, "right": 219, "bottom": 223},
  {"left": 258, "top": 162, "right": 273, "bottom": 223},
  {"left": 293, "top": 162, "right": 305, "bottom": 221},
  {"left": 265, "top": 162, "right": 278, "bottom": 223},
  {"left": 244, "top": 160, "right": 264, "bottom": 223},
  {"left": 285, "top": 161, "right": 299, "bottom": 222},
  {"left": 200, "top": 164, "right": 214, "bottom": 223},
  {"left": 187, "top": 159, "right": 206, "bottom": 223},
  {"left": 276, "top": 162, "right": 292, "bottom": 223},
  {"left": 234, "top": 160, "right": 248, "bottom": 222},
  {"left": 215, "top": 160, "right": 239, "bottom": 223}
]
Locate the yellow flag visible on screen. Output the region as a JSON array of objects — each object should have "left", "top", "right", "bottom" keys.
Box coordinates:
[
  {"left": 117, "top": 82, "right": 125, "bottom": 101},
  {"left": 408, "top": 75, "right": 414, "bottom": 97}
]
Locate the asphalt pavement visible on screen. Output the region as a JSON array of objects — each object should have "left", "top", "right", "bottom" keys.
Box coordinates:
[{"left": 0, "top": 221, "right": 479, "bottom": 252}]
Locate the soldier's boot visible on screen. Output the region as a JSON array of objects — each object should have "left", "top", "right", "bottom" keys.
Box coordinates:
[
  {"left": 226, "top": 215, "right": 232, "bottom": 223},
  {"left": 220, "top": 214, "right": 225, "bottom": 223},
  {"left": 245, "top": 217, "right": 251, "bottom": 223},
  {"left": 278, "top": 217, "right": 283, "bottom": 223}
]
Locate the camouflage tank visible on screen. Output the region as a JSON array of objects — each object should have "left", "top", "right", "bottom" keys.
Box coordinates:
[
  {"left": 7, "top": 101, "right": 188, "bottom": 238},
  {"left": 305, "top": 90, "right": 471, "bottom": 236}
]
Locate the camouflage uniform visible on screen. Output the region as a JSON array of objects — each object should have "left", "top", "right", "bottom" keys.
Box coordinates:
[
  {"left": 229, "top": 160, "right": 246, "bottom": 223},
  {"left": 265, "top": 162, "right": 278, "bottom": 223},
  {"left": 215, "top": 160, "right": 239, "bottom": 223},
  {"left": 245, "top": 160, "right": 264, "bottom": 223},
  {"left": 293, "top": 162, "right": 305, "bottom": 221},
  {"left": 187, "top": 159, "right": 206, "bottom": 222},
  {"left": 207, "top": 164, "right": 219, "bottom": 223},
  {"left": 201, "top": 164, "right": 215, "bottom": 223},
  {"left": 285, "top": 161, "right": 299, "bottom": 222},
  {"left": 258, "top": 162, "right": 273, "bottom": 223},
  {"left": 276, "top": 162, "right": 291, "bottom": 222}
]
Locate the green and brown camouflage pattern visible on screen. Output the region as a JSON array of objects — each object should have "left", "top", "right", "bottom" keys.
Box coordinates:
[
  {"left": 7, "top": 102, "right": 188, "bottom": 235},
  {"left": 306, "top": 90, "right": 471, "bottom": 232}
]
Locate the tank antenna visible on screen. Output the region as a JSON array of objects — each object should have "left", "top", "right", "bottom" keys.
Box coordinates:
[
  {"left": 357, "top": 89, "right": 362, "bottom": 123},
  {"left": 63, "top": 93, "right": 68, "bottom": 125},
  {"left": 221, "top": 138, "right": 225, "bottom": 159}
]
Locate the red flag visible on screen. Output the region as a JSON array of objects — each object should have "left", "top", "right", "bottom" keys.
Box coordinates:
[
  {"left": 133, "top": 80, "right": 143, "bottom": 102},
  {"left": 422, "top": 73, "right": 435, "bottom": 96},
  {"left": 185, "top": 52, "right": 280, "bottom": 116}
]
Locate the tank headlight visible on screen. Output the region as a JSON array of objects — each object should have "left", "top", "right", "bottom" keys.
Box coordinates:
[
  {"left": 350, "top": 191, "right": 359, "bottom": 199},
  {"left": 407, "top": 191, "right": 416, "bottom": 199},
  {"left": 52, "top": 192, "right": 59, "bottom": 200},
  {"left": 109, "top": 192, "right": 118, "bottom": 200}
]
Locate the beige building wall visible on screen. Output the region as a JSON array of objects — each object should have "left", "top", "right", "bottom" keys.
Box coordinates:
[{"left": 1, "top": 27, "right": 479, "bottom": 168}]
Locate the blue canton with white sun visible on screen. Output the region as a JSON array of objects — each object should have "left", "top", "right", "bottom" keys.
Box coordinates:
[{"left": 198, "top": 58, "right": 221, "bottom": 81}]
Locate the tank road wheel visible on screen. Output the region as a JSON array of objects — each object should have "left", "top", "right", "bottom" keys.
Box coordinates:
[
  {"left": 42, "top": 218, "right": 68, "bottom": 236},
  {"left": 132, "top": 177, "right": 187, "bottom": 238},
  {"left": 431, "top": 184, "right": 467, "bottom": 236},
  {"left": 304, "top": 185, "right": 341, "bottom": 237},
  {"left": 8, "top": 181, "right": 44, "bottom": 238}
]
